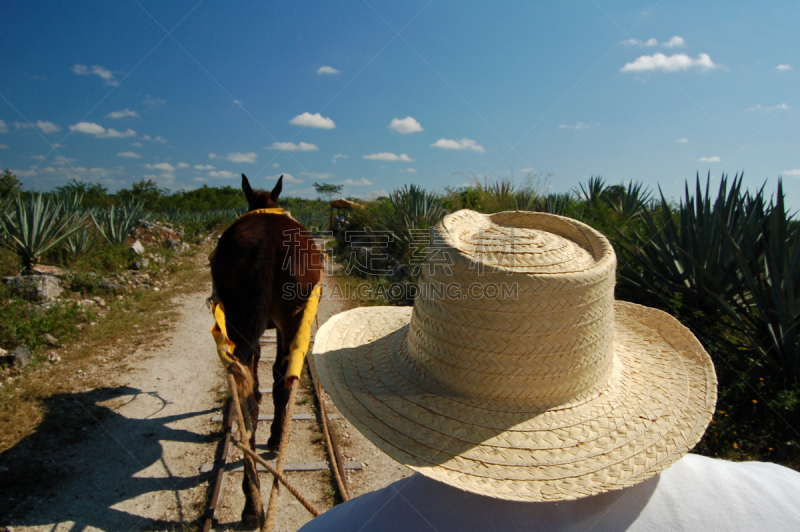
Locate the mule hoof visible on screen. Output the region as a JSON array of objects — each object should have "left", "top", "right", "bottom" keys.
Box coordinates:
[
  {"left": 266, "top": 436, "right": 281, "bottom": 452},
  {"left": 241, "top": 511, "right": 260, "bottom": 528}
]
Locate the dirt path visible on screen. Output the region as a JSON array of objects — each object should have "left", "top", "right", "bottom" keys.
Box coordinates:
[
  {"left": 5, "top": 274, "right": 412, "bottom": 531},
  {"left": 212, "top": 274, "right": 412, "bottom": 531},
  {"left": 8, "top": 287, "right": 223, "bottom": 531}
]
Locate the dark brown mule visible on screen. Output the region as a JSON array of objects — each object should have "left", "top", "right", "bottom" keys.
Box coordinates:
[{"left": 210, "top": 174, "right": 322, "bottom": 525}]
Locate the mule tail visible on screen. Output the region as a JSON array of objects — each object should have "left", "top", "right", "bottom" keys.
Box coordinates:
[{"left": 228, "top": 359, "right": 257, "bottom": 432}]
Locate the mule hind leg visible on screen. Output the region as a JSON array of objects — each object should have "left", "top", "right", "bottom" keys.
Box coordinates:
[{"left": 267, "top": 315, "right": 303, "bottom": 451}]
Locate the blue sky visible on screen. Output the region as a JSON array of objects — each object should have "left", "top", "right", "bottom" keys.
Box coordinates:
[{"left": 1, "top": 1, "right": 798, "bottom": 205}]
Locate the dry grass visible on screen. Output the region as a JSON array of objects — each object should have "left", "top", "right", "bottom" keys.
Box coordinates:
[{"left": 0, "top": 242, "right": 213, "bottom": 454}]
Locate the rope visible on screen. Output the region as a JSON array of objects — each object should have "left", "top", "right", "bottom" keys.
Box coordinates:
[
  {"left": 265, "top": 379, "right": 300, "bottom": 531},
  {"left": 231, "top": 438, "right": 321, "bottom": 517},
  {"left": 226, "top": 370, "right": 264, "bottom": 530}
]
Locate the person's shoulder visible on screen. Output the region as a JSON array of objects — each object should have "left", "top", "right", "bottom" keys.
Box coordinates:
[
  {"left": 644, "top": 454, "right": 800, "bottom": 531},
  {"left": 668, "top": 453, "right": 800, "bottom": 484},
  {"left": 298, "top": 475, "right": 426, "bottom": 532}
]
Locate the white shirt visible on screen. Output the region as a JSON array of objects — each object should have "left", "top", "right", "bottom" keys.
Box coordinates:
[{"left": 299, "top": 455, "right": 800, "bottom": 531}]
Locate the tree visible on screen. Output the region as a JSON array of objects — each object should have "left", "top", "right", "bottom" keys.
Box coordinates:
[
  {"left": 0, "top": 169, "right": 21, "bottom": 199},
  {"left": 117, "top": 179, "right": 168, "bottom": 210},
  {"left": 55, "top": 178, "right": 112, "bottom": 207},
  {"left": 313, "top": 182, "right": 343, "bottom": 202}
]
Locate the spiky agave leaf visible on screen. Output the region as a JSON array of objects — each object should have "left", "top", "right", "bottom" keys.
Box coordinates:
[
  {"left": 707, "top": 180, "right": 800, "bottom": 385},
  {"left": 91, "top": 199, "right": 146, "bottom": 245},
  {"left": 378, "top": 184, "right": 448, "bottom": 262},
  {"left": 0, "top": 193, "right": 84, "bottom": 270},
  {"left": 615, "top": 173, "right": 757, "bottom": 325}
]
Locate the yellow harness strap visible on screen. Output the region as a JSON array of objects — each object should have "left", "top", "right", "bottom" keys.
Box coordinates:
[
  {"left": 286, "top": 284, "right": 323, "bottom": 382},
  {"left": 211, "top": 302, "right": 237, "bottom": 367},
  {"left": 210, "top": 284, "right": 322, "bottom": 380},
  {"left": 244, "top": 207, "right": 285, "bottom": 216}
]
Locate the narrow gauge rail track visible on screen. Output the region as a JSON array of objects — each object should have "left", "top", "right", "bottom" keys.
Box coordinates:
[{"left": 201, "top": 327, "right": 362, "bottom": 531}]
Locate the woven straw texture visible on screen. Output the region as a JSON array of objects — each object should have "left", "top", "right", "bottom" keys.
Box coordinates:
[{"left": 312, "top": 210, "right": 717, "bottom": 501}]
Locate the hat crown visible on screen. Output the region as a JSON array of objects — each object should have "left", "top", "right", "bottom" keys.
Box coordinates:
[{"left": 403, "top": 210, "right": 617, "bottom": 406}]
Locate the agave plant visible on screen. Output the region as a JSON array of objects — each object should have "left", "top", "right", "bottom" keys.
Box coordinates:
[
  {"left": 91, "top": 200, "right": 146, "bottom": 245},
  {"left": 541, "top": 193, "right": 578, "bottom": 216},
  {"left": 615, "top": 173, "right": 758, "bottom": 327},
  {"left": 604, "top": 181, "right": 653, "bottom": 220},
  {"left": 64, "top": 225, "right": 98, "bottom": 255},
  {"left": 0, "top": 193, "right": 84, "bottom": 271},
  {"left": 575, "top": 176, "right": 607, "bottom": 206},
  {"left": 513, "top": 189, "right": 538, "bottom": 211},
  {"left": 292, "top": 209, "right": 328, "bottom": 233},
  {"left": 378, "top": 184, "right": 448, "bottom": 263},
  {"left": 705, "top": 181, "right": 800, "bottom": 385}
]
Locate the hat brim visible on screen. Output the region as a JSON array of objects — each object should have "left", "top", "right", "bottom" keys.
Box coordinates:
[{"left": 312, "top": 301, "right": 716, "bottom": 501}]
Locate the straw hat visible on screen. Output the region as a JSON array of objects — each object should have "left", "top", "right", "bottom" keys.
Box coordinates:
[{"left": 312, "top": 209, "right": 717, "bottom": 501}]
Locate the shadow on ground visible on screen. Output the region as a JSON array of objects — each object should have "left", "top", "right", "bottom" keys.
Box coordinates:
[{"left": 0, "top": 386, "right": 218, "bottom": 530}]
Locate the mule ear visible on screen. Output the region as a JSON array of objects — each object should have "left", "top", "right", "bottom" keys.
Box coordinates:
[
  {"left": 270, "top": 175, "right": 283, "bottom": 202},
  {"left": 242, "top": 174, "right": 254, "bottom": 201}
]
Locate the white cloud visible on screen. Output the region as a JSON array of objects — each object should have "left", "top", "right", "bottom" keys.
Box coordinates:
[
  {"left": 405, "top": 168, "right": 418, "bottom": 173},
  {"left": 303, "top": 172, "right": 335, "bottom": 179},
  {"left": 270, "top": 141, "right": 318, "bottom": 151},
  {"left": 290, "top": 112, "right": 336, "bottom": 129},
  {"left": 72, "top": 64, "right": 118, "bottom": 86},
  {"left": 559, "top": 122, "right": 592, "bottom": 130},
  {"left": 145, "top": 162, "right": 176, "bottom": 172},
  {"left": 209, "top": 153, "right": 219, "bottom": 159},
  {"left": 0, "top": 120, "right": 7, "bottom": 133},
  {"left": 317, "top": 66, "right": 340, "bottom": 75},
  {"left": 0, "top": 144, "right": 8, "bottom": 149},
  {"left": 69, "top": 122, "right": 106, "bottom": 135},
  {"left": 14, "top": 121, "right": 61, "bottom": 133},
  {"left": 342, "top": 178, "right": 373, "bottom": 186},
  {"left": 104, "top": 128, "right": 136, "bottom": 138},
  {"left": 143, "top": 172, "right": 175, "bottom": 184},
  {"left": 663, "top": 36, "right": 686, "bottom": 48},
  {"left": 131, "top": 142, "right": 142, "bottom": 147},
  {"left": 208, "top": 170, "right": 238, "bottom": 179},
  {"left": 776, "top": 64, "right": 792, "bottom": 71},
  {"left": 267, "top": 173, "right": 302, "bottom": 183},
  {"left": 141, "top": 134, "right": 167, "bottom": 143},
  {"left": 194, "top": 164, "right": 215, "bottom": 170},
  {"left": 144, "top": 94, "right": 166, "bottom": 108},
  {"left": 748, "top": 103, "right": 790, "bottom": 112},
  {"left": 389, "top": 116, "right": 423, "bottom": 134},
  {"left": 332, "top": 153, "right": 348, "bottom": 164},
  {"left": 227, "top": 152, "right": 257, "bottom": 163},
  {"left": 36, "top": 121, "right": 61, "bottom": 134},
  {"left": 69, "top": 122, "right": 135, "bottom": 138},
  {"left": 106, "top": 109, "right": 139, "bottom": 119},
  {"left": 676, "top": 138, "right": 689, "bottom": 143},
  {"left": 117, "top": 151, "right": 142, "bottom": 158},
  {"left": 271, "top": 163, "right": 279, "bottom": 168},
  {"left": 364, "top": 152, "right": 414, "bottom": 162},
  {"left": 178, "top": 162, "right": 189, "bottom": 168},
  {"left": 53, "top": 156, "right": 76, "bottom": 166},
  {"left": 783, "top": 169, "right": 800, "bottom": 176},
  {"left": 431, "top": 138, "right": 486, "bottom": 153},
  {"left": 622, "top": 38, "right": 658, "bottom": 47},
  {"left": 621, "top": 53, "right": 718, "bottom": 72},
  {"left": 697, "top": 156, "right": 721, "bottom": 163},
  {"left": 194, "top": 177, "right": 209, "bottom": 183}
]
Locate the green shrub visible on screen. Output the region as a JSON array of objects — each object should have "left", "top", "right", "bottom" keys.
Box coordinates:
[{"left": 0, "top": 299, "right": 91, "bottom": 353}]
